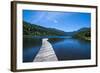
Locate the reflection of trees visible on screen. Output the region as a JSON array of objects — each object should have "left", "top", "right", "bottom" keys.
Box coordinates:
[
  {"left": 48, "top": 38, "right": 65, "bottom": 44},
  {"left": 23, "top": 36, "right": 66, "bottom": 49},
  {"left": 23, "top": 37, "right": 42, "bottom": 49}
]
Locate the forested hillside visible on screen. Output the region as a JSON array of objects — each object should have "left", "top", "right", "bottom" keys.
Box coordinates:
[{"left": 23, "top": 21, "right": 67, "bottom": 36}]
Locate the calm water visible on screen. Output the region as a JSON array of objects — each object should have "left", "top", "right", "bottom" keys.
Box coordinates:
[{"left": 23, "top": 36, "right": 91, "bottom": 62}]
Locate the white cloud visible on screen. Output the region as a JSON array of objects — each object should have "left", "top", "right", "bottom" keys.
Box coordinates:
[{"left": 54, "top": 20, "right": 58, "bottom": 23}]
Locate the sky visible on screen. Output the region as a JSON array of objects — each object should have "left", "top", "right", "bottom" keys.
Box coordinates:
[{"left": 23, "top": 10, "right": 91, "bottom": 32}]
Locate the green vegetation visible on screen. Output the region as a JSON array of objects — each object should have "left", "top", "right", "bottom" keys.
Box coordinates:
[
  {"left": 73, "top": 28, "right": 91, "bottom": 41},
  {"left": 23, "top": 21, "right": 91, "bottom": 41},
  {"left": 23, "top": 21, "right": 67, "bottom": 36}
]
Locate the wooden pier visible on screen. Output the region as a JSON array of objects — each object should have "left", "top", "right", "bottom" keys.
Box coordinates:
[{"left": 34, "top": 38, "right": 58, "bottom": 62}]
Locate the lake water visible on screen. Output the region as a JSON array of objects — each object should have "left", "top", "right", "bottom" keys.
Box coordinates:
[{"left": 23, "top": 36, "right": 91, "bottom": 62}]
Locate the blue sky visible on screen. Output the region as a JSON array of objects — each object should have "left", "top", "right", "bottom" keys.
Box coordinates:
[{"left": 23, "top": 10, "right": 91, "bottom": 32}]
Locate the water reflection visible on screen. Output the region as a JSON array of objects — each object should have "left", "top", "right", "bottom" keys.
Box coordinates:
[{"left": 23, "top": 36, "right": 91, "bottom": 62}]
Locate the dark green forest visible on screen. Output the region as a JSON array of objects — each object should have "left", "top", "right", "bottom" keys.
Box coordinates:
[
  {"left": 73, "top": 28, "right": 91, "bottom": 41},
  {"left": 23, "top": 21, "right": 91, "bottom": 41},
  {"left": 23, "top": 21, "right": 67, "bottom": 36}
]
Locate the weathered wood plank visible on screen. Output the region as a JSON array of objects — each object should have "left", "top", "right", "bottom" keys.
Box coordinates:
[{"left": 34, "top": 38, "right": 58, "bottom": 62}]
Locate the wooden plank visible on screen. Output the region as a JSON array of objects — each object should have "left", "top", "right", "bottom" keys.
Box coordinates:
[{"left": 34, "top": 38, "right": 58, "bottom": 62}]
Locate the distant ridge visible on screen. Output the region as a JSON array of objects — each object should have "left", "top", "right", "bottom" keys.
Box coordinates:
[
  {"left": 73, "top": 27, "right": 91, "bottom": 40},
  {"left": 23, "top": 21, "right": 91, "bottom": 41},
  {"left": 23, "top": 21, "right": 67, "bottom": 36}
]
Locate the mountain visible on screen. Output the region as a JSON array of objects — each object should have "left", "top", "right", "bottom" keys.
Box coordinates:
[
  {"left": 73, "top": 27, "right": 91, "bottom": 41},
  {"left": 23, "top": 21, "right": 91, "bottom": 41},
  {"left": 23, "top": 21, "right": 67, "bottom": 36}
]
